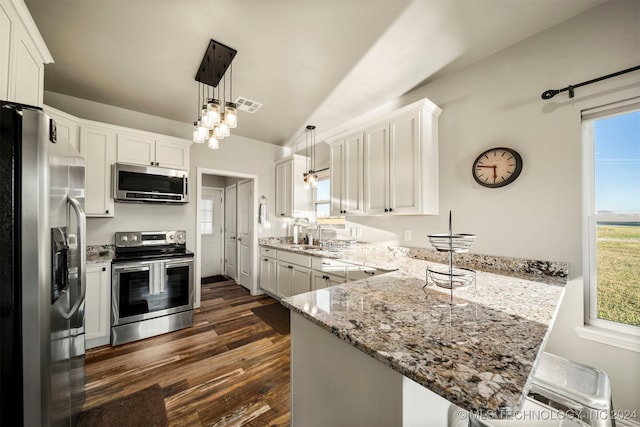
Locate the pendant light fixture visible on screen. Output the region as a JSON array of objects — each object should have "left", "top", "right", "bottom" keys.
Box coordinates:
[
  {"left": 193, "top": 39, "right": 238, "bottom": 149},
  {"left": 303, "top": 125, "right": 318, "bottom": 189}
]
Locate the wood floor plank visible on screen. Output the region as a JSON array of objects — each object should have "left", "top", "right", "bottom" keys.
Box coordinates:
[{"left": 83, "top": 279, "right": 291, "bottom": 426}]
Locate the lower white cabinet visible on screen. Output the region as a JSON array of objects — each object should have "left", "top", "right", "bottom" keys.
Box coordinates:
[
  {"left": 311, "top": 271, "right": 345, "bottom": 290},
  {"left": 260, "top": 251, "right": 278, "bottom": 295},
  {"left": 85, "top": 262, "right": 111, "bottom": 349},
  {"left": 276, "top": 261, "right": 311, "bottom": 298}
]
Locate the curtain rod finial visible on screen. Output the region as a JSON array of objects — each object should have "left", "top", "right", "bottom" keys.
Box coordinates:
[{"left": 541, "top": 89, "right": 559, "bottom": 100}]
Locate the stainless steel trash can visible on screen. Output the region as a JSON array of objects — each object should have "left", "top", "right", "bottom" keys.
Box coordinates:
[
  {"left": 469, "top": 397, "right": 591, "bottom": 427},
  {"left": 529, "top": 352, "right": 615, "bottom": 427}
]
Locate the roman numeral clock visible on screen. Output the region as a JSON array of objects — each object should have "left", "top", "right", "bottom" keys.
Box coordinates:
[{"left": 472, "top": 147, "right": 523, "bottom": 188}]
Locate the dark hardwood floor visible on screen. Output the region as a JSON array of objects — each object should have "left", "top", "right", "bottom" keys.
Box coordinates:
[{"left": 83, "top": 278, "right": 291, "bottom": 426}]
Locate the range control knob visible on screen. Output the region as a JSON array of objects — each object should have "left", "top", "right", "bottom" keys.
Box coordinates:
[
  {"left": 131, "top": 235, "right": 138, "bottom": 241},
  {"left": 121, "top": 235, "right": 128, "bottom": 242}
]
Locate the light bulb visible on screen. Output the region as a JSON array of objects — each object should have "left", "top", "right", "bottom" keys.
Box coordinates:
[
  {"left": 208, "top": 136, "right": 219, "bottom": 149},
  {"left": 213, "top": 125, "right": 225, "bottom": 139},
  {"left": 224, "top": 102, "right": 238, "bottom": 128},
  {"left": 193, "top": 121, "right": 203, "bottom": 143},
  {"left": 218, "top": 119, "right": 230, "bottom": 137},
  {"left": 197, "top": 118, "right": 208, "bottom": 140},
  {"left": 206, "top": 99, "right": 221, "bottom": 125}
]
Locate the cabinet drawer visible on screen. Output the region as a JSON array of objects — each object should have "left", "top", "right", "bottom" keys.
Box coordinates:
[
  {"left": 260, "top": 247, "right": 277, "bottom": 258},
  {"left": 277, "top": 250, "right": 311, "bottom": 268},
  {"left": 311, "top": 257, "right": 347, "bottom": 278}
]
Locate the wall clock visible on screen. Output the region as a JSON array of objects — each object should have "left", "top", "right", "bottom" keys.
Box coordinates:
[{"left": 472, "top": 147, "right": 523, "bottom": 188}]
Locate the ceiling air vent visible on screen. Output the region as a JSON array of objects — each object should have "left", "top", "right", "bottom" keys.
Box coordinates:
[{"left": 234, "top": 96, "right": 263, "bottom": 114}]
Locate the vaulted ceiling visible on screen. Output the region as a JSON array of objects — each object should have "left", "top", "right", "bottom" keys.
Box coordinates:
[{"left": 25, "top": 0, "right": 604, "bottom": 147}]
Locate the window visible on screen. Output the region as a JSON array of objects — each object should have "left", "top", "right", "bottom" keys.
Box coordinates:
[
  {"left": 583, "top": 101, "right": 640, "bottom": 336},
  {"left": 314, "top": 173, "right": 330, "bottom": 219},
  {"left": 200, "top": 199, "right": 213, "bottom": 235}
]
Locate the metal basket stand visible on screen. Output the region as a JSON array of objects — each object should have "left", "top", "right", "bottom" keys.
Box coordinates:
[{"left": 424, "top": 211, "right": 477, "bottom": 305}]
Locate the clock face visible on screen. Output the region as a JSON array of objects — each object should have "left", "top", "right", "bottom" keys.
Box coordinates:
[{"left": 472, "top": 147, "right": 523, "bottom": 188}]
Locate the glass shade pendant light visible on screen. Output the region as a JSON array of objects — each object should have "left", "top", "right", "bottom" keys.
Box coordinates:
[
  {"left": 193, "top": 121, "right": 204, "bottom": 143},
  {"left": 206, "top": 98, "right": 221, "bottom": 126},
  {"left": 303, "top": 125, "right": 318, "bottom": 189},
  {"left": 224, "top": 102, "right": 238, "bottom": 128},
  {"left": 218, "top": 113, "right": 230, "bottom": 137},
  {"left": 207, "top": 135, "right": 220, "bottom": 150},
  {"left": 213, "top": 124, "right": 225, "bottom": 140}
]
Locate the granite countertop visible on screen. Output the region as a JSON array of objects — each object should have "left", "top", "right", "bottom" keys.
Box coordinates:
[
  {"left": 274, "top": 239, "right": 567, "bottom": 416},
  {"left": 86, "top": 245, "right": 115, "bottom": 264}
]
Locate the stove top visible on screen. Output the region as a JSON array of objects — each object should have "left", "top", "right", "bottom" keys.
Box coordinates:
[{"left": 112, "top": 230, "right": 192, "bottom": 263}]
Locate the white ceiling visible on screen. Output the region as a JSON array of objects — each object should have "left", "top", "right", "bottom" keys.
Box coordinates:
[{"left": 25, "top": 0, "right": 604, "bottom": 147}]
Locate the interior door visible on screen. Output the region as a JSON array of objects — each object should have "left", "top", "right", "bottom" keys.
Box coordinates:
[
  {"left": 224, "top": 184, "right": 237, "bottom": 279},
  {"left": 237, "top": 179, "right": 253, "bottom": 290},
  {"left": 200, "top": 187, "right": 224, "bottom": 277}
]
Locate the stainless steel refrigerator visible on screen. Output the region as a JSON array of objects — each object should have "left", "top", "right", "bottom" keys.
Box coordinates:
[{"left": 0, "top": 101, "right": 86, "bottom": 426}]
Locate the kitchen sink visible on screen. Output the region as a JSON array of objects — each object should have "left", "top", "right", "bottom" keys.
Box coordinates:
[{"left": 289, "top": 244, "right": 321, "bottom": 251}]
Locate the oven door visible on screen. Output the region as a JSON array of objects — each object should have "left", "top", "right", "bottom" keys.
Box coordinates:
[{"left": 112, "top": 257, "right": 193, "bottom": 326}]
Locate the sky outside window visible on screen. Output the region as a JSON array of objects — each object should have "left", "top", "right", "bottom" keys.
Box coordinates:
[{"left": 594, "top": 110, "right": 640, "bottom": 214}]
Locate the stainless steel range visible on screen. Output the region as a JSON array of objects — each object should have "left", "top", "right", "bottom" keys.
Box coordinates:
[{"left": 111, "top": 230, "right": 194, "bottom": 345}]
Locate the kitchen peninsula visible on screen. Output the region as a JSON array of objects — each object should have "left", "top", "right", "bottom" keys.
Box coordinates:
[{"left": 276, "top": 243, "right": 567, "bottom": 426}]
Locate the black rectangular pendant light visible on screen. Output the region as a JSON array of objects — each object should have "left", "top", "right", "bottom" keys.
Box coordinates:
[{"left": 195, "top": 39, "right": 237, "bottom": 88}]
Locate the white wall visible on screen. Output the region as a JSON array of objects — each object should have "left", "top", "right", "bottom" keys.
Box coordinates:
[{"left": 333, "top": 1, "right": 639, "bottom": 413}]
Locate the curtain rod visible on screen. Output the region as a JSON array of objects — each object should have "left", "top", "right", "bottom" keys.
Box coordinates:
[{"left": 541, "top": 65, "right": 640, "bottom": 100}]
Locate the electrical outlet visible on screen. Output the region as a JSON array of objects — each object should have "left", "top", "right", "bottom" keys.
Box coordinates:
[{"left": 403, "top": 229, "right": 412, "bottom": 241}]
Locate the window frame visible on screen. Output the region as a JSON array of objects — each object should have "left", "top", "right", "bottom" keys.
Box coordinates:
[{"left": 582, "top": 102, "right": 640, "bottom": 340}]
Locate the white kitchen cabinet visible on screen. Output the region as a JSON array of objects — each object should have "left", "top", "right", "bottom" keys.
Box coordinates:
[
  {"left": 117, "top": 133, "right": 190, "bottom": 170},
  {"left": 311, "top": 271, "right": 345, "bottom": 290},
  {"left": 85, "top": 262, "right": 111, "bottom": 349},
  {"left": 45, "top": 106, "right": 79, "bottom": 153},
  {"left": 275, "top": 250, "right": 311, "bottom": 298},
  {"left": 80, "top": 125, "right": 116, "bottom": 217},
  {"left": 275, "top": 154, "right": 310, "bottom": 218},
  {"left": 327, "top": 98, "right": 441, "bottom": 217},
  {"left": 329, "top": 132, "right": 364, "bottom": 216},
  {"left": 260, "top": 247, "right": 278, "bottom": 295},
  {"left": 0, "top": 0, "right": 52, "bottom": 106}
]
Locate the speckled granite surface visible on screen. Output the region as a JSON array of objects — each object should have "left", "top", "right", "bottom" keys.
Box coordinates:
[
  {"left": 269, "top": 238, "right": 567, "bottom": 415},
  {"left": 87, "top": 245, "right": 114, "bottom": 264}
]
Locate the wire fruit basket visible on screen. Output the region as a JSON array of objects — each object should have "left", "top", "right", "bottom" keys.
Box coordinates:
[{"left": 427, "top": 233, "right": 476, "bottom": 253}]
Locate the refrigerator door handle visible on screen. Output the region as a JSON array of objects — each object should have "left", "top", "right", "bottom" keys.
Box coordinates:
[{"left": 66, "top": 195, "right": 86, "bottom": 319}]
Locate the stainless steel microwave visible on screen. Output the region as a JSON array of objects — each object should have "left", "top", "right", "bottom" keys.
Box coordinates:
[{"left": 113, "top": 163, "right": 189, "bottom": 203}]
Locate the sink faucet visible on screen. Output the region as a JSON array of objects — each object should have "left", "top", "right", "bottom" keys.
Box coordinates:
[{"left": 317, "top": 225, "right": 323, "bottom": 243}]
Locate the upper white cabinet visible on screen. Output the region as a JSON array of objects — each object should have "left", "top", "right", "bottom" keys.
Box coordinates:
[
  {"left": 45, "top": 106, "right": 79, "bottom": 153},
  {"left": 80, "top": 124, "right": 116, "bottom": 217},
  {"left": 117, "top": 133, "right": 190, "bottom": 170},
  {"left": 329, "top": 132, "right": 364, "bottom": 216},
  {"left": 354, "top": 99, "right": 441, "bottom": 215},
  {"left": 0, "top": 0, "right": 53, "bottom": 106},
  {"left": 275, "top": 154, "right": 310, "bottom": 218}
]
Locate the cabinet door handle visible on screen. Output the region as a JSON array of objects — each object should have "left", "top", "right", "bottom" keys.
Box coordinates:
[
  {"left": 102, "top": 267, "right": 106, "bottom": 272},
  {"left": 280, "top": 213, "right": 285, "bottom": 216},
  {"left": 322, "top": 261, "right": 330, "bottom": 265},
  {"left": 156, "top": 162, "right": 159, "bottom": 166},
  {"left": 238, "top": 238, "right": 242, "bottom": 242},
  {"left": 105, "top": 209, "right": 109, "bottom": 214},
  {"left": 384, "top": 208, "right": 389, "bottom": 212},
  {"left": 364, "top": 270, "right": 375, "bottom": 275},
  {"left": 150, "top": 161, "right": 154, "bottom": 165},
  {"left": 288, "top": 265, "right": 293, "bottom": 269},
  {"left": 389, "top": 208, "right": 393, "bottom": 212},
  {"left": 323, "top": 275, "right": 329, "bottom": 280},
  {"left": 264, "top": 258, "right": 268, "bottom": 261}
]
